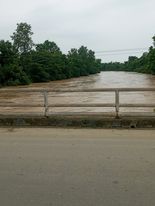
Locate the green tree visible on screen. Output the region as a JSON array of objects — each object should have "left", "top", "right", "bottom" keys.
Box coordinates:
[
  {"left": 148, "top": 46, "right": 155, "bottom": 74},
  {"left": 11, "top": 22, "right": 34, "bottom": 54},
  {"left": 28, "top": 63, "right": 50, "bottom": 83},
  {"left": 0, "top": 40, "right": 17, "bottom": 66},
  {"left": 67, "top": 46, "right": 101, "bottom": 77},
  {"left": 0, "top": 64, "right": 30, "bottom": 86},
  {"left": 153, "top": 36, "right": 155, "bottom": 47},
  {"left": 0, "top": 40, "right": 30, "bottom": 86},
  {"left": 67, "top": 48, "right": 81, "bottom": 77},
  {"left": 0, "top": 23, "right": 103, "bottom": 87},
  {"left": 36, "top": 40, "right": 61, "bottom": 54}
]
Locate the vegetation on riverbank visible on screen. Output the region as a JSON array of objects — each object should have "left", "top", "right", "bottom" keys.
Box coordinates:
[
  {"left": 101, "top": 36, "right": 155, "bottom": 74},
  {"left": 0, "top": 23, "right": 102, "bottom": 86},
  {"left": 1, "top": 22, "right": 155, "bottom": 87}
]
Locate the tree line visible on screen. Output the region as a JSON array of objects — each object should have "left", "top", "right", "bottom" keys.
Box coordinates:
[
  {"left": 101, "top": 36, "right": 155, "bottom": 74},
  {"left": 1, "top": 22, "right": 155, "bottom": 87},
  {"left": 0, "top": 23, "right": 102, "bottom": 86}
]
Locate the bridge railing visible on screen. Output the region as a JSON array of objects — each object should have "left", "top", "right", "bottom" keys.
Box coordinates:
[{"left": 0, "top": 88, "right": 155, "bottom": 117}]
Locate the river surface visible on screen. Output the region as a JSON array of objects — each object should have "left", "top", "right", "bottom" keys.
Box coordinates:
[{"left": 1, "top": 71, "right": 155, "bottom": 114}]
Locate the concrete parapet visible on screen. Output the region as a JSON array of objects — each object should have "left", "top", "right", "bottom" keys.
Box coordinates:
[{"left": 0, "top": 114, "right": 155, "bottom": 128}]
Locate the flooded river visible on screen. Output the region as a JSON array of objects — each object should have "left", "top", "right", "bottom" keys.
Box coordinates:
[{"left": 0, "top": 71, "right": 155, "bottom": 114}]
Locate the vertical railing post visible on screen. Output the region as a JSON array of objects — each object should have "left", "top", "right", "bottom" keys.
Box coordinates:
[
  {"left": 43, "top": 91, "right": 49, "bottom": 117},
  {"left": 115, "top": 90, "right": 119, "bottom": 118}
]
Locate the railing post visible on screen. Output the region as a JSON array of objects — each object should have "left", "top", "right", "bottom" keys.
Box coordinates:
[
  {"left": 115, "top": 90, "right": 119, "bottom": 118},
  {"left": 43, "top": 91, "right": 49, "bottom": 117}
]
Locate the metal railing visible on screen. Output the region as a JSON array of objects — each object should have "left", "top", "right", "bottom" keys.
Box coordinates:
[{"left": 0, "top": 88, "right": 155, "bottom": 118}]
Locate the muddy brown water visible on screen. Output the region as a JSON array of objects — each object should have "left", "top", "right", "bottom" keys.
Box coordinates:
[{"left": 0, "top": 71, "right": 155, "bottom": 114}]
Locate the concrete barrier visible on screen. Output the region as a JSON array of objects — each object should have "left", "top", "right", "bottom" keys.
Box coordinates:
[{"left": 0, "top": 114, "right": 155, "bottom": 128}]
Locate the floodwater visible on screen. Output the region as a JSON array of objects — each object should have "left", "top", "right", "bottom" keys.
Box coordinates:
[{"left": 0, "top": 71, "right": 155, "bottom": 114}]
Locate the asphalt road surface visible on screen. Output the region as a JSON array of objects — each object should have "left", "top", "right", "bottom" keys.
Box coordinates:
[{"left": 0, "top": 128, "right": 155, "bottom": 206}]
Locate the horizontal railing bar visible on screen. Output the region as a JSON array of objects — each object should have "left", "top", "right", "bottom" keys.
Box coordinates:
[
  {"left": 48, "top": 103, "right": 115, "bottom": 107},
  {"left": 0, "top": 103, "right": 115, "bottom": 108},
  {"left": 0, "top": 89, "right": 115, "bottom": 93},
  {"left": 0, "top": 112, "right": 154, "bottom": 117},
  {"left": 0, "top": 88, "right": 155, "bottom": 93},
  {"left": 48, "top": 112, "right": 116, "bottom": 116},
  {"left": 48, "top": 112, "right": 155, "bottom": 117},
  {"left": 0, "top": 104, "right": 43, "bottom": 107},
  {"left": 117, "top": 88, "right": 155, "bottom": 92},
  {"left": 120, "top": 112, "right": 155, "bottom": 117},
  {"left": 0, "top": 112, "right": 116, "bottom": 117},
  {"left": 120, "top": 104, "right": 155, "bottom": 107},
  {"left": 0, "top": 103, "right": 155, "bottom": 108}
]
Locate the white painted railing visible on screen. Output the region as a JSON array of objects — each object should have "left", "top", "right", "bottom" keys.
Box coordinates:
[{"left": 0, "top": 88, "right": 155, "bottom": 117}]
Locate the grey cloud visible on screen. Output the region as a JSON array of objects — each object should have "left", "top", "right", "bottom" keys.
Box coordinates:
[{"left": 0, "top": 0, "right": 155, "bottom": 62}]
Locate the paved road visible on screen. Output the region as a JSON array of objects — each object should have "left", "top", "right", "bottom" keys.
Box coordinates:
[{"left": 0, "top": 128, "right": 155, "bottom": 206}]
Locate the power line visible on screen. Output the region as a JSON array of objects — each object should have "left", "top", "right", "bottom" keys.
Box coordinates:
[
  {"left": 95, "top": 47, "right": 148, "bottom": 54},
  {"left": 95, "top": 51, "right": 148, "bottom": 57}
]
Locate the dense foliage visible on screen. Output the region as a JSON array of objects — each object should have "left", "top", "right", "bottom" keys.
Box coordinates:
[
  {"left": 101, "top": 37, "right": 155, "bottom": 74},
  {"left": 0, "top": 23, "right": 101, "bottom": 86},
  {"left": 1, "top": 22, "right": 155, "bottom": 87}
]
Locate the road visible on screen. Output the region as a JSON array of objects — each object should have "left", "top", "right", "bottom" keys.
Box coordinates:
[{"left": 0, "top": 128, "right": 155, "bottom": 206}]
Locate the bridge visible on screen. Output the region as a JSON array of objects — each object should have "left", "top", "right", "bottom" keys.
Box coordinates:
[{"left": 0, "top": 89, "right": 155, "bottom": 206}]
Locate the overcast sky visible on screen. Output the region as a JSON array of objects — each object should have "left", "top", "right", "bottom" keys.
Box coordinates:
[{"left": 0, "top": 0, "right": 155, "bottom": 62}]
